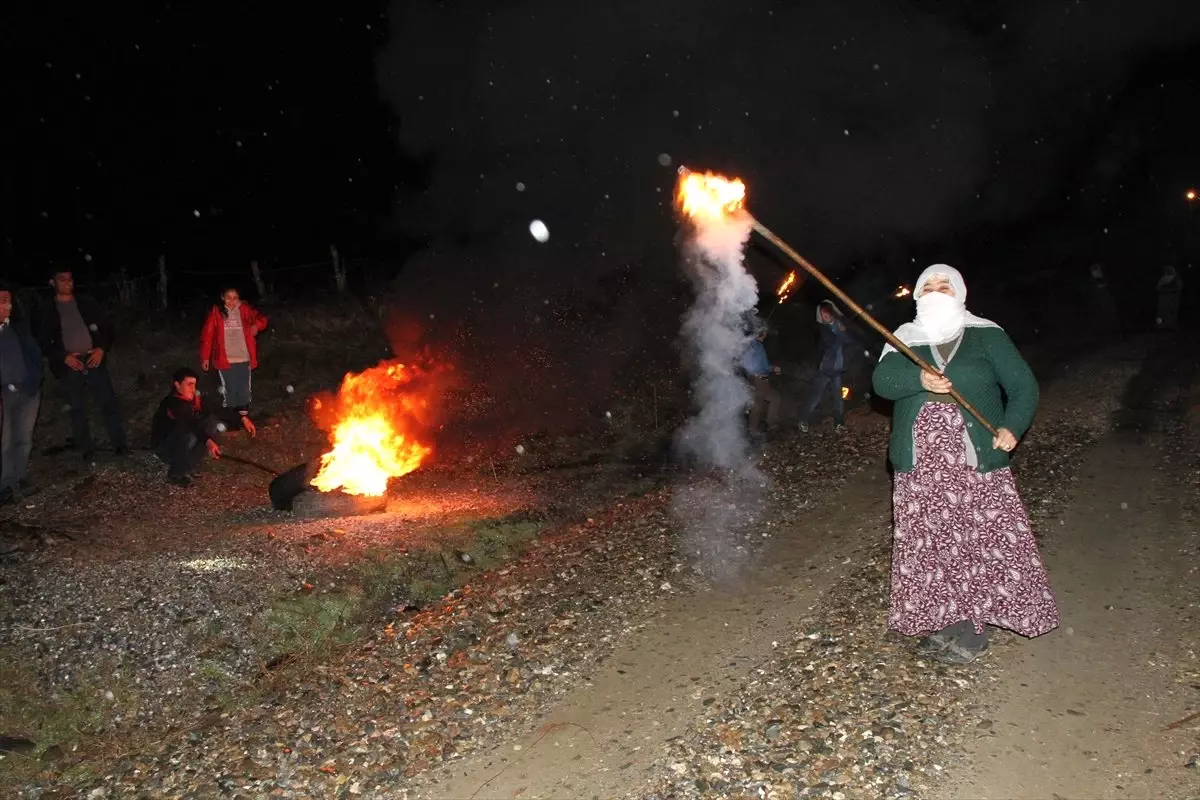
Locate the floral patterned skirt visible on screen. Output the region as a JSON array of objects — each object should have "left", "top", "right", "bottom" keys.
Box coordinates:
[{"left": 889, "top": 403, "right": 1060, "bottom": 638}]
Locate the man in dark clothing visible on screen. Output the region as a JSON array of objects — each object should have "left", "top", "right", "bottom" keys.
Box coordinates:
[
  {"left": 1087, "top": 263, "right": 1119, "bottom": 336},
  {"left": 1156, "top": 265, "right": 1183, "bottom": 331},
  {"left": 0, "top": 285, "right": 44, "bottom": 504},
  {"left": 37, "top": 269, "right": 127, "bottom": 459},
  {"left": 151, "top": 367, "right": 257, "bottom": 486},
  {"left": 151, "top": 368, "right": 220, "bottom": 487},
  {"left": 799, "top": 300, "right": 855, "bottom": 433}
]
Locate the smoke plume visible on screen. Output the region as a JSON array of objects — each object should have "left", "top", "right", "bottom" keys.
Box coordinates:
[
  {"left": 674, "top": 216, "right": 758, "bottom": 470},
  {"left": 671, "top": 210, "right": 765, "bottom": 582}
]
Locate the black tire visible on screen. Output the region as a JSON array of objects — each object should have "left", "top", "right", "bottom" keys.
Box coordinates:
[{"left": 268, "top": 460, "right": 318, "bottom": 511}]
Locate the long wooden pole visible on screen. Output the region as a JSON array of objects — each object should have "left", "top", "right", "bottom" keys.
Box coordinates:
[
  {"left": 219, "top": 453, "right": 281, "bottom": 476},
  {"left": 748, "top": 216, "right": 999, "bottom": 437}
]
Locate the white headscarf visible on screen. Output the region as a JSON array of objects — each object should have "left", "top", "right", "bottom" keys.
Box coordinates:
[
  {"left": 814, "top": 299, "right": 843, "bottom": 323},
  {"left": 879, "top": 264, "right": 999, "bottom": 359}
]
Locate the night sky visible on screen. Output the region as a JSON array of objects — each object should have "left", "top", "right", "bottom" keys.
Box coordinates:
[
  {"left": 6, "top": 2, "right": 401, "bottom": 284},
  {"left": 6, "top": 0, "right": 1200, "bottom": 315}
]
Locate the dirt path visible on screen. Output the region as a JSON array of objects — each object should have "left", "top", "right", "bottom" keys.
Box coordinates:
[
  {"left": 413, "top": 462, "right": 895, "bottom": 800},
  {"left": 410, "top": 340, "right": 1200, "bottom": 800},
  {"left": 931, "top": 354, "right": 1200, "bottom": 799}
]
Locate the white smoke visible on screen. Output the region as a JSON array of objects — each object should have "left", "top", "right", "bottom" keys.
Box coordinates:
[
  {"left": 674, "top": 216, "right": 758, "bottom": 468},
  {"left": 671, "top": 212, "right": 767, "bottom": 583}
]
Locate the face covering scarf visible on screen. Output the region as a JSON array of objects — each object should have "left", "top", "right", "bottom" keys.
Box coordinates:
[
  {"left": 879, "top": 264, "right": 1000, "bottom": 358},
  {"left": 914, "top": 290, "right": 966, "bottom": 345}
]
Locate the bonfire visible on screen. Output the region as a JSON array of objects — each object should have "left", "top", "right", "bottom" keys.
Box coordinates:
[{"left": 309, "top": 361, "right": 437, "bottom": 497}]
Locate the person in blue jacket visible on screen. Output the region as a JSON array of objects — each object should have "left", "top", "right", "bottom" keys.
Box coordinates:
[
  {"left": 0, "top": 284, "right": 44, "bottom": 504},
  {"left": 742, "top": 325, "right": 782, "bottom": 434}
]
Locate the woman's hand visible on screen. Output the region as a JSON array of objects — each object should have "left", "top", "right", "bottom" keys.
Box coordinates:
[
  {"left": 919, "top": 369, "right": 953, "bottom": 394},
  {"left": 992, "top": 428, "right": 1018, "bottom": 452},
  {"left": 201, "top": 360, "right": 210, "bottom": 372}
]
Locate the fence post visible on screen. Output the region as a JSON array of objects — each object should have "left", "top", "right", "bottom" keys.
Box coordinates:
[
  {"left": 331, "top": 245, "right": 347, "bottom": 293},
  {"left": 250, "top": 259, "right": 268, "bottom": 300},
  {"left": 115, "top": 267, "right": 134, "bottom": 307},
  {"left": 157, "top": 254, "right": 169, "bottom": 310}
]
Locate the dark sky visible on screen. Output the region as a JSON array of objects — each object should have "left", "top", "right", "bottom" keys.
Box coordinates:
[
  {"left": 5, "top": 2, "right": 401, "bottom": 283},
  {"left": 380, "top": 1, "right": 1200, "bottom": 296},
  {"left": 6, "top": 0, "right": 1200, "bottom": 305}
]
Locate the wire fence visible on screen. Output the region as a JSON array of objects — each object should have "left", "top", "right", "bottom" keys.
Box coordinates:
[{"left": 4, "top": 248, "right": 394, "bottom": 315}]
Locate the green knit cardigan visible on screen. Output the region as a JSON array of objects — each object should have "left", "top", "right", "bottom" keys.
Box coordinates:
[{"left": 871, "top": 326, "right": 1038, "bottom": 474}]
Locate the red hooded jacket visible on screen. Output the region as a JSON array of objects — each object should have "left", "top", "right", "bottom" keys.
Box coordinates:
[{"left": 199, "top": 302, "right": 269, "bottom": 370}]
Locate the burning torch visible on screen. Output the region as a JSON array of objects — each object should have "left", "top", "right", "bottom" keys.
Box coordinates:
[
  {"left": 766, "top": 271, "right": 798, "bottom": 319},
  {"left": 675, "top": 167, "right": 999, "bottom": 437}
]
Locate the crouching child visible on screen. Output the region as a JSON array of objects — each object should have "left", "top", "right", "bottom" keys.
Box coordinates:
[{"left": 151, "top": 367, "right": 256, "bottom": 486}]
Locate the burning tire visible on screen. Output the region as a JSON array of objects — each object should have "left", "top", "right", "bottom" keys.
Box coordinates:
[
  {"left": 268, "top": 460, "right": 319, "bottom": 511},
  {"left": 268, "top": 460, "right": 390, "bottom": 518},
  {"left": 292, "top": 490, "right": 388, "bottom": 519}
]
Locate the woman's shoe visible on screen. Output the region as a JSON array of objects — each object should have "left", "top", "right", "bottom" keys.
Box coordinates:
[
  {"left": 916, "top": 633, "right": 952, "bottom": 655},
  {"left": 935, "top": 640, "right": 989, "bottom": 665}
]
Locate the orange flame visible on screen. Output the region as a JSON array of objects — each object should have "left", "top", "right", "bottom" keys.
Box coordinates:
[
  {"left": 309, "top": 361, "right": 437, "bottom": 497},
  {"left": 893, "top": 285, "right": 911, "bottom": 298},
  {"left": 841, "top": 386, "right": 851, "bottom": 399},
  {"left": 776, "top": 271, "right": 797, "bottom": 303},
  {"left": 675, "top": 169, "right": 747, "bottom": 224}
]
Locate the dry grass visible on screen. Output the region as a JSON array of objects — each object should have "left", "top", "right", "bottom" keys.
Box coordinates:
[
  {"left": 256, "top": 512, "right": 548, "bottom": 662},
  {"left": 0, "top": 654, "right": 143, "bottom": 788}
]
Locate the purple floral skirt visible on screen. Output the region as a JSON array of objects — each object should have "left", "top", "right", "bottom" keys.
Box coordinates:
[{"left": 889, "top": 403, "right": 1060, "bottom": 638}]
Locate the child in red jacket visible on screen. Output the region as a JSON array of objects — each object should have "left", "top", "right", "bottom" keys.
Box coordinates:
[{"left": 199, "top": 288, "right": 268, "bottom": 416}]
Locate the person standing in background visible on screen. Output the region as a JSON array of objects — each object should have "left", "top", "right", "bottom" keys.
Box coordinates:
[
  {"left": 1156, "top": 265, "right": 1183, "bottom": 331},
  {"left": 37, "top": 268, "right": 127, "bottom": 460},
  {"left": 0, "top": 284, "right": 44, "bottom": 503},
  {"left": 799, "top": 300, "right": 854, "bottom": 434},
  {"left": 741, "top": 326, "right": 782, "bottom": 436},
  {"left": 1087, "top": 263, "right": 1119, "bottom": 335},
  {"left": 199, "top": 288, "right": 268, "bottom": 420}
]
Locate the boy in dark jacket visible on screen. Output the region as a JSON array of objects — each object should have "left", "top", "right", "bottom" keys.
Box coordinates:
[
  {"left": 151, "top": 367, "right": 257, "bottom": 487},
  {"left": 0, "top": 285, "right": 44, "bottom": 503},
  {"left": 152, "top": 367, "right": 221, "bottom": 487},
  {"left": 37, "top": 268, "right": 127, "bottom": 459}
]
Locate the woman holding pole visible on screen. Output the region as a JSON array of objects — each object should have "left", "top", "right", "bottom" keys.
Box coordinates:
[{"left": 872, "top": 265, "right": 1058, "bottom": 664}]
